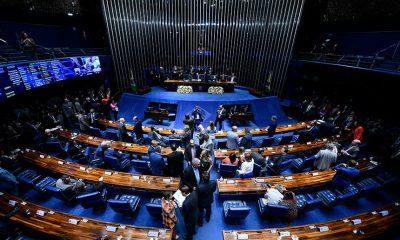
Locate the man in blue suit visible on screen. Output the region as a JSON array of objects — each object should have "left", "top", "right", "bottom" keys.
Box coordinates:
[
  {"left": 191, "top": 105, "right": 203, "bottom": 131},
  {"left": 149, "top": 146, "right": 165, "bottom": 176},
  {"left": 239, "top": 128, "right": 253, "bottom": 149}
]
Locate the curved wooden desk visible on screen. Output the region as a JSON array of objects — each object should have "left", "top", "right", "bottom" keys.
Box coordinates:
[
  {"left": 223, "top": 201, "right": 400, "bottom": 240},
  {"left": 57, "top": 129, "right": 173, "bottom": 156},
  {"left": 217, "top": 158, "right": 378, "bottom": 197},
  {"left": 98, "top": 119, "right": 315, "bottom": 138},
  {"left": 215, "top": 135, "right": 341, "bottom": 160},
  {"left": 21, "top": 150, "right": 180, "bottom": 192},
  {"left": 0, "top": 192, "right": 171, "bottom": 240}
]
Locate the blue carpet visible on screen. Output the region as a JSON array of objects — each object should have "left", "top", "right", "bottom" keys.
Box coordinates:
[{"left": 118, "top": 87, "right": 295, "bottom": 130}]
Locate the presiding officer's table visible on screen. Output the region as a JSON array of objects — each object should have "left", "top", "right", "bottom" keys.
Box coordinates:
[
  {"left": 163, "top": 79, "right": 236, "bottom": 92},
  {"left": 0, "top": 192, "right": 172, "bottom": 240}
]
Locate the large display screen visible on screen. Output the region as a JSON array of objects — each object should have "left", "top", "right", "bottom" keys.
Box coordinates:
[{"left": 0, "top": 56, "right": 101, "bottom": 101}]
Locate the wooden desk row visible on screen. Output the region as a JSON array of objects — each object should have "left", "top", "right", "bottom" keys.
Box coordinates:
[
  {"left": 57, "top": 129, "right": 336, "bottom": 159},
  {"left": 20, "top": 150, "right": 180, "bottom": 192},
  {"left": 215, "top": 135, "right": 341, "bottom": 160},
  {"left": 57, "top": 129, "right": 173, "bottom": 156},
  {"left": 223, "top": 201, "right": 400, "bottom": 240},
  {"left": 217, "top": 158, "right": 378, "bottom": 196},
  {"left": 0, "top": 192, "right": 171, "bottom": 240},
  {"left": 98, "top": 119, "right": 315, "bottom": 138}
]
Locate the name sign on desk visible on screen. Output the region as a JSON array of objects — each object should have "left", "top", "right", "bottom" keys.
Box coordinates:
[
  {"left": 36, "top": 210, "right": 46, "bottom": 216},
  {"left": 254, "top": 178, "right": 265, "bottom": 183},
  {"left": 106, "top": 225, "right": 117, "bottom": 232},
  {"left": 105, "top": 171, "right": 113, "bottom": 176},
  {"left": 237, "top": 233, "right": 249, "bottom": 240},
  {"left": 307, "top": 142, "right": 312, "bottom": 145},
  {"left": 68, "top": 219, "right": 79, "bottom": 225},
  {"left": 79, "top": 166, "right": 86, "bottom": 171},
  {"left": 88, "top": 136, "right": 94, "bottom": 140},
  {"left": 285, "top": 176, "right": 293, "bottom": 180},
  {"left": 312, "top": 172, "right": 319, "bottom": 176},
  {"left": 163, "top": 178, "right": 171, "bottom": 183},
  {"left": 352, "top": 219, "right": 362, "bottom": 225},
  {"left": 279, "top": 231, "right": 291, "bottom": 237},
  {"left": 226, "top": 180, "right": 236, "bottom": 184},
  {"left": 318, "top": 226, "right": 329, "bottom": 232},
  {"left": 380, "top": 210, "right": 389, "bottom": 216},
  {"left": 221, "top": 149, "right": 227, "bottom": 153},
  {"left": 8, "top": 200, "right": 17, "bottom": 206},
  {"left": 147, "top": 230, "right": 159, "bottom": 238},
  {"left": 39, "top": 154, "right": 45, "bottom": 158},
  {"left": 58, "top": 161, "right": 64, "bottom": 165},
  {"left": 132, "top": 175, "right": 140, "bottom": 180}
]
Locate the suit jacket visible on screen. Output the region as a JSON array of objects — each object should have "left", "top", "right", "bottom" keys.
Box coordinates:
[
  {"left": 240, "top": 133, "right": 253, "bottom": 149},
  {"left": 226, "top": 131, "right": 239, "bottom": 149},
  {"left": 216, "top": 108, "right": 227, "bottom": 120},
  {"left": 134, "top": 120, "right": 144, "bottom": 139},
  {"left": 166, "top": 150, "right": 184, "bottom": 177},
  {"left": 87, "top": 112, "right": 99, "bottom": 126},
  {"left": 183, "top": 117, "right": 195, "bottom": 131},
  {"left": 117, "top": 122, "right": 129, "bottom": 141},
  {"left": 191, "top": 110, "right": 203, "bottom": 122},
  {"left": 182, "top": 191, "right": 199, "bottom": 225},
  {"left": 268, "top": 121, "right": 277, "bottom": 136},
  {"left": 149, "top": 152, "right": 165, "bottom": 176},
  {"left": 184, "top": 145, "right": 201, "bottom": 163},
  {"left": 181, "top": 131, "right": 192, "bottom": 147},
  {"left": 182, "top": 165, "right": 203, "bottom": 190},
  {"left": 198, "top": 180, "right": 217, "bottom": 208}
]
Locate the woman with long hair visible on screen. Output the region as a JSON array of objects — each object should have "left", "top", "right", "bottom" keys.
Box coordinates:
[{"left": 161, "top": 193, "right": 178, "bottom": 239}]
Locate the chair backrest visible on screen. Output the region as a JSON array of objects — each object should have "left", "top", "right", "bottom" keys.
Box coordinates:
[
  {"left": 280, "top": 134, "right": 293, "bottom": 145},
  {"left": 253, "top": 163, "right": 262, "bottom": 177},
  {"left": 266, "top": 203, "right": 290, "bottom": 216},
  {"left": 240, "top": 172, "right": 254, "bottom": 179},
  {"left": 89, "top": 127, "right": 104, "bottom": 138},
  {"left": 169, "top": 139, "right": 182, "bottom": 147},
  {"left": 131, "top": 160, "right": 150, "bottom": 172},
  {"left": 217, "top": 141, "right": 227, "bottom": 149},
  {"left": 227, "top": 207, "right": 250, "bottom": 219},
  {"left": 105, "top": 129, "right": 119, "bottom": 141},
  {"left": 108, "top": 199, "right": 132, "bottom": 213},
  {"left": 271, "top": 137, "right": 282, "bottom": 146},
  {"left": 252, "top": 139, "right": 264, "bottom": 148},
  {"left": 35, "top": 176, "right": 56, "bottom": 193},
  {"left": 262, "top": 137, "right": 274, "bottom": 147},
  {"left": 219, "top": 163, "right": 238, "bottom": 178},
  {"left": 76, "top": 190, "right": 106, "bottom": 208},
  {"left": 145, "top": 198, "right": 162, "bottom": 217},
  {"left": 105, "top": 154, "right": 121, "bottom": 169}
]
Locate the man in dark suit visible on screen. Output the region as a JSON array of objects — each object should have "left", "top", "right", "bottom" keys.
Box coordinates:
[
  {"left": 181, "top": 185, "right": 198, "bottom": 240},
  {"left": 268, "top": 115, "right": 278, "bottom": 137},
  {"left": 133, "top": 116, "right": 144, "bottom": 142},
  {"left": 117, "top": 118, "right": 130, "bottom": 142},
  {"left": 149, "top": 146, "right": 165, "bottom": 176},
  {"left": 87, "top": 108, "right": 99, "bottom": 127},
  {"left": 182, "top": 158, "right": 202, "bottom": 190},
  {"left": 184, "top": 139, "right": 201, "bottom": 164},
  {"left": 215, "top": 105, "right": 226, "bottom": 131},
  {"left": 197, "top": 173, "right": 216, "bottom": 226},
  {"left": 191, "top": 106, "right": 203, "bottom": 131},
  {"left": 239, "top": 128, "right": 253, "bottom": 149},
  {"left": 183, "top": 114, "right": 195, "bottom": 136},
  {"left": 181, "top": 126, "right": 192, "bottom": 147},
  {"left": 166, "top": 144, "right": 184, "bottom": 177}
]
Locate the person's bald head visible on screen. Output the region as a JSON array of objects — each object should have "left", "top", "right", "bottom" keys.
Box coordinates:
[
  {"left": 192, "top": 158, "right": 201, "bottom": 168},
  {"left": 232, "top": 126, "right": 238, "bottom": 132}
]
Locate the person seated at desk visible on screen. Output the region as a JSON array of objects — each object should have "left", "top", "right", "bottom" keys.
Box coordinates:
[
  {"left": 184, "top": 139, "right": 201, "bottom": 164},
  {"left": 56, "top": 175, "right": 86, "bottom": 195},
  {"left": 267, "top": 115, "right": 278, "bottom": 137},
  {"left": 222, "top": 153, "right": 239, "bottom": 166},
  {"left": 314, "top": 143, "right": 338, "bottom": 171},
  {"left": 226, "top": 126, "right": 240, "bottom": 149},
  {"left": 192, "top": 106, "right": 203, "bottom": 131},
  {"left": 133, "top": 116, "right": 144, "bottom": 142},
  {"left": 150, "top": 146, "right": 165, "bottom": 176},
  {"left": 236, "top": 151, "right": 254, "bottom": 176},
  {"left": 267, "top": 147, "right": 289, "bottom": 175},
  {"left": 239, "top": 128, "right": 252, "bottom": 149},
  {"left": 340, "top": 139, "right": 361, "bottom": 160},
  {"left": 148, "top": 126, "right": 168, "bottom": 147},
  {"left": 117, "top": 118, "right": 131, "bottom": 142},
  {"left": 148, "top": 140, "right": 159, "bottom": 155},
  {"left": 262, "top": 183, "right": 286, "bottom": 204},
  {"left": 0, "top": 160, "right": 19, "bottom": 195}
]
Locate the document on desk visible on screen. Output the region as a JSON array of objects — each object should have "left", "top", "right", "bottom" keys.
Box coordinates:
[{"left": 173, "top": 189, "right": 186, "bottom": 208}]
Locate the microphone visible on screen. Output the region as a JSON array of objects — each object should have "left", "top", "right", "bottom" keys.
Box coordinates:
[{"left": 0, "top": 38, "right": 7, "bottom": 44}]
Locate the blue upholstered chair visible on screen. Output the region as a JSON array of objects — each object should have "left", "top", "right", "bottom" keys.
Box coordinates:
[
  {"left": 290, "top": 135, "right": 299, "bottom": 143},
  {"left": 35, "top": 176, "right": 57, "bottom": 193},
  {"left": 258, "top": 199, "right": 290, "bottom": 219},
  {"left": 145, "top": 198, "right": 163, "bottom": 218},
  {"left": 262, "top": 137, "right": 274, "bottom": 147},
  {"left": 45, "top": 185, "right": 77, "bottom": 202},
  {"left": 217, "top": 141, "right": 227, "bottom": 149},
  {"left": 131, "top": 159, "right": 151, "bottom": 173},
  {"left": 271, "top": 137, "right": 282, "bottom": 146},
  {"left": 356, "top": 178, "right": 381, "bottom": 193},
  {"left": 279, "top": 134, "right": 293, "bottom": 145},
  {"left": 239, "top": 172, "right": 254, "bottom": 179},
  {"left": 291, "top": 155, "right": 316, "bottom": 171},
  {"left": 252, "top": 139, "right": 263, "bottom": 148},
  {"left": 316, "top": 190, "right": 337, "bottom": 207},
  {"left": 223, "top": 200, "right": 251, "bottom": 221},
  {"left": 40, "top": 142, "right": 67, "bottom": 157},
  {"left": 88, "top": 127, "right": 105, "bottom": 138},
  {"left": 333, "top": 184, "right": 359, "bottom": 204},
  {"left": 105, "top": 155, "right": 131, "bottom": 171},
  {"left": 104, "top": 129, "right": 119, "bottom": 141},
  {"left": 108, "top": 194, "right": 141, "bottom": 214},
  {"left": 219, "top": 163, "right": 238, "bottom": 178},
  {"left": 376, "top": 172, "right": 396, "bottom": 186},
  {"left": 296, "top": 193, "right": 323, "bottom": 211},
  {"left": 17, "top": 169, "right": 42, "bottom": 187},
  {"left": 253, "top": 163, "right": 262, "bottom": 177},
  {"left": 76, "top": 188, "right": 108, "bottom": 209},
  {"left": 169, "top": 138, "right": 182, "bottom": 147}
]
